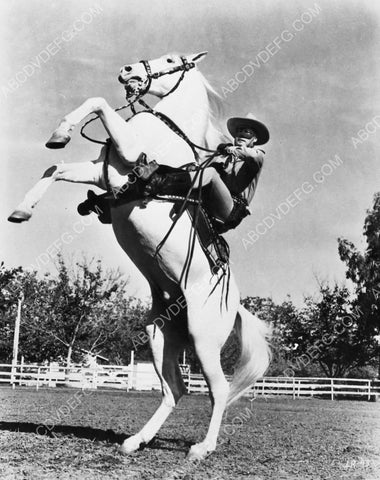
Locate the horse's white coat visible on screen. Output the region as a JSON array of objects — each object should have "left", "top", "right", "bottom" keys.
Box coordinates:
[{"left": 10, "top": 52, "right": 271, "bottom": 460}]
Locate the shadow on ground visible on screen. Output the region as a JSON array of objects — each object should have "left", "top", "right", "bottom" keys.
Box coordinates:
[{"left": 0, "top": 421, "right": 192, "bottom": 452}]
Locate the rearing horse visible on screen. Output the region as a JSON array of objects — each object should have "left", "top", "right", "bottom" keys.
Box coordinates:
[{"left": 8, "top": 51, "right": 271, "bottom": 461}]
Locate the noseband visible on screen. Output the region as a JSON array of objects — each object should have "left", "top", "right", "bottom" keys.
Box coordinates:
[{"left": 137, "top": 56, "right": 195, "bottom": 99}]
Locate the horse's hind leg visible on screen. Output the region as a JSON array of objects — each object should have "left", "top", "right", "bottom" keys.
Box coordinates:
[
  {"left": 120, "top": 317, "right": 187, "bottom": 454},
  {"left": 8, "top": 161, "right": 103, "bottom": 223},
  {"left": 187, "top": 336, "right": 229, "bottom": 461},
  {"left": 185, "top": 287, "right": 239, "bottom": 461}
]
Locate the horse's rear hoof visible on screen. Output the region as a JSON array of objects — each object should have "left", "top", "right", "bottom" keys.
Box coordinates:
[
  {"left": 8, "top": 210, "right": 31, "bottom": 223},
  {"left": 187, "top": 443, "right": 214, "bottom": 462},
  {"left": 45, "top": 131, "right": 71, "bottom": 149}
]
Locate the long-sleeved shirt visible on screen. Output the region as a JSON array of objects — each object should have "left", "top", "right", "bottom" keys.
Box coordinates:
[{"left": 212, "top": 145, "right": 265, "bottom": 206}]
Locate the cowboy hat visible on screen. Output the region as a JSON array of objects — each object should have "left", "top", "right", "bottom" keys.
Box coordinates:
[{"left": 227, "top": 113, "right": 269, "bottom": 145}]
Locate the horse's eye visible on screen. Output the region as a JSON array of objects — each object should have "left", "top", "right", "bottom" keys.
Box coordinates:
[{"left": 167, "top": 58, "right": 174, "bottom": 63}]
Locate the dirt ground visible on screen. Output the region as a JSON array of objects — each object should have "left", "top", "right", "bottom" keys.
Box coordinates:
[{"left": 0, "top": 387, "right": 379, "bottom": 480}]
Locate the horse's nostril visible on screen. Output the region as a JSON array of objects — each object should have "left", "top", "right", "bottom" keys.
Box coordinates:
[{"left": 125, "top": 66, "right": 132, "bottom": 72}]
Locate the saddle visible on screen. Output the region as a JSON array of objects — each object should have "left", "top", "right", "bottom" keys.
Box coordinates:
[{"left": 77, "top": 155, "right": 230, "bottom": 271}]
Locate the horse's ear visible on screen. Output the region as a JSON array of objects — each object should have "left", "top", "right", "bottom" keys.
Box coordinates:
[{"left": 189, "top": 51, "right": 208, "bottom": 64}]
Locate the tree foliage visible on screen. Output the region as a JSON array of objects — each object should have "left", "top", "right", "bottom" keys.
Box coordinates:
[
  {"left": 338, "top": 192, "right": 380, "bottom": 372},
  {"left": 0, "top": 256, "right": 150, "bottom": 365},
  {"left": 284, "top": 283, "right": 367, "bottom": 377}
]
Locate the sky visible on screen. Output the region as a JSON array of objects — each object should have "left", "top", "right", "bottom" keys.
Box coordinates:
[{"left": 1, "top": 0, "right": 379, "bottom": 305}]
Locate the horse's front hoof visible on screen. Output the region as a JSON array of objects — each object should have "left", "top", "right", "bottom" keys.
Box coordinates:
[
  {"left": 45, "top": 130, "right": 71, "bottom": 149},
  {"left": 8, "top": 209, "right": 32, "bottom": 223}
]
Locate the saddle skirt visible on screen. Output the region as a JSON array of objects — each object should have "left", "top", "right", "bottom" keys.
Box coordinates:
[
  {"left": 173, "top": 199, "right": 230, "bottom": 272},
  {"left": 77, "top": 189, "right": 230, "bottom": 274}
]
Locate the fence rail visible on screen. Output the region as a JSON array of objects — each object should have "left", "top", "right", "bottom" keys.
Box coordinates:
[
  {"left": 251, "top": 377, "right": 379, "bottom": 400},
  {"left": 0, "top": 364, "right": 379, "bottom": 400}
]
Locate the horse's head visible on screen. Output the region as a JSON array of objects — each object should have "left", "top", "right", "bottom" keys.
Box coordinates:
[{"left": 118, "top": 51, "right": 208, "bottom": 98}]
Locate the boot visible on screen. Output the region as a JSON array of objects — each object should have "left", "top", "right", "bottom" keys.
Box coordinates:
[{"left": 144, "top": 171, "right": 193, "bottom": 197}]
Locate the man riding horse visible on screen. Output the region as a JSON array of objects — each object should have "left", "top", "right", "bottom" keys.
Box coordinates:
[{"left": 144, "top": 113, "right": 269, "bottom": 233}]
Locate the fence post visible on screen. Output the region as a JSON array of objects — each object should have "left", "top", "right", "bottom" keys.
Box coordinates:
[
  {"left": 262, "top": 378, "right": 265, "bottom": 396},
  {"left": 11, "top": 365, "right": 16, "bottom": 390},
  {"left": 36, "top": 367, "right": 40, "bottom": 391},
  {"left": 292, "top": 377, "right": 295, "bottom": 399},
  {"left": 20, "top": 356, "right": 24, "bottom": 386},
  {"left": 11, "top": 298, "right": 22, "bottom": 390},
  {"left": 369, "top": 379, "right": 378, "bottom": 402},
  {"left": 330, "top": 378, "right": 334, "bottom": 400},
  {"left": 367, "top": 380, "right": 371, "bottom": 401}
]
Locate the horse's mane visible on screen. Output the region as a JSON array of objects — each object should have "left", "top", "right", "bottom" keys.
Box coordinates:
[
  {"left": 163, "top": 52, "right": 228, "bottom": 152},
  {"left": 198, "top": 71, "right": 230, "bottom": 150}
]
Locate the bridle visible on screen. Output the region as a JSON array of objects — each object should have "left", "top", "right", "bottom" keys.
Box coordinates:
[
  {"left": 80, "top": 56, "right": 202, "bottom": 147},
  {"left": 137, "top": 56, "right": 195, "bottom": 101}
]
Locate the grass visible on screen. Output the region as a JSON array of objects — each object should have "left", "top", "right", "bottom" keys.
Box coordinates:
[{"left": 0, "top": 387, "right": 379, "bottom": 479}]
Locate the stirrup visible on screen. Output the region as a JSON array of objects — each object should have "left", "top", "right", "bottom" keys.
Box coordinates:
[{"left": 77, "top": 190, "right": 112, "bottom": 224}]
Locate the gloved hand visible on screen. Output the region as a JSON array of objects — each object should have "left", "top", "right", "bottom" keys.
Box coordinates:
[
  {"left": 216, "top": 143, "right": 233, "bottom": 155},
  {"left": 225, "top": 146, "right": 241, "bottom": 156}
]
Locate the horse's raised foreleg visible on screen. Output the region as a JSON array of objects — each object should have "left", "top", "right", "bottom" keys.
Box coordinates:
[
  {"left": 8, "top": 161, "right": 103, "bottom": 223},
  {"left": 46, "top": 98, "right": 141, "bottom": 163},
  {"left": 120, "top": 318, "right": 187, "bottom": 455}
]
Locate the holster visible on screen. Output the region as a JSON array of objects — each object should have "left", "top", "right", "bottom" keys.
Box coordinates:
[
  {"left": 134, "top": 152, "right": 159, "bottom": 181},
  {"left": 77, "top": 152, "right": 160, "bottom": 224},
  {"left": 143, "top": 170, "right": 193, "bottom": 197}
]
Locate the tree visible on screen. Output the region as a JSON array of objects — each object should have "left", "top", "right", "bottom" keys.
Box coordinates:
[
  {"left": 0, "top": 256, "right": 147, "bottom": 366},
  {"left": 338, "top": 192, "right": 380, "bottom": 374},
  {"left": 0, "top": 263, "right": 58, "bottom": 363},
  {"left": 0, "top": 262, "right": 23, "bottom": 362},
  {"left": 45, "top": 255, "right": 129, "bottom": 367},
  {"left": 95, "top": 296, "right": 150, "bottom": 364},
  {"left": 282, "top": 282, "right": 375, "bottom": 377}
]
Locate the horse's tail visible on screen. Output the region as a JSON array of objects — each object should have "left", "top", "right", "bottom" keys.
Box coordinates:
[{"left": 227, "top": 305, "right": 272, "bottom": 406}]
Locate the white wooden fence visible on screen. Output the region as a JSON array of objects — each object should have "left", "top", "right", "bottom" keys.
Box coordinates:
[
  {"left": 187, "top": 374, "right": 380, "bottom": 400},
  {"left": 0, "top": 363, "right": 379, "bottom": 400},
  {"left": 246, "top": 376, "right": 379, "bottom": 401}
]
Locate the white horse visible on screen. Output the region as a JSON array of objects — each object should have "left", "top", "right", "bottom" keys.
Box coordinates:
[{"left": 9, "top": 51, "right": 271, "bottom": 460}]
